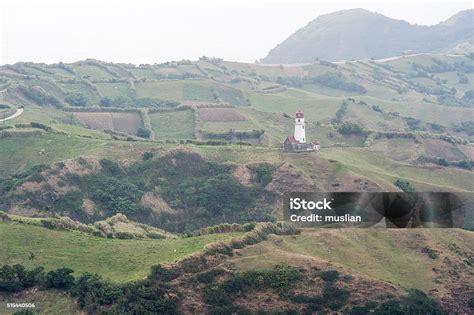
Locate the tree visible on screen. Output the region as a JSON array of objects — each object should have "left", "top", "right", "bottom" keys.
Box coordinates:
[
  {"left": 45, "top": 267, "right": 75, "bottom": 289},
  {"left": 65, "top": 93, "right": 87, "bottom": 107},
  {"left": 394, "top": 179, "right": 414, "bottom": 192},
  {"left": 143, "top": 152, "right": 153, "bottom": 161},
  {"left": 137, "top": 127, "right": 151, "bottom": 138}
]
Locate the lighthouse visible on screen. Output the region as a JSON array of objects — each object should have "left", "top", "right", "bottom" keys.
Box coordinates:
[
  {"left": 283, "top": 110, "right": 319, "bottom": 153},
  {"left": 294, "top": 111, "right": 305, "bottom": 143}
]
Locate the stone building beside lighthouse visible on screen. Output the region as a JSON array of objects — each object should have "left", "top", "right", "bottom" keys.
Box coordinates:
[{"left": 283, "top": 110, "right": 320, "bottom": 152}]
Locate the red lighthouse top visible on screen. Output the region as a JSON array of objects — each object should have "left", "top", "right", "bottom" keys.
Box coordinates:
[{"left": 295, "top": 111, "right": 304, "bottom": 118}]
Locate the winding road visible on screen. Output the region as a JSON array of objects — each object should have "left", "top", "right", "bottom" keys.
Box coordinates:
[{"left": 0, "top": 108, "right": 24, "bottom": 122}]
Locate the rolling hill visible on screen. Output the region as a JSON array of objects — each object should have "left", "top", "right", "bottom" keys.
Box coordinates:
[
  {"left": 261, "top": 9, "right": 474, "bottom": 63},
  {"left": 0, "top": 216, "right": 472, "bottom": 314},
  {"left": 0, "top": 53, "right": 473, "bottom": 314}
]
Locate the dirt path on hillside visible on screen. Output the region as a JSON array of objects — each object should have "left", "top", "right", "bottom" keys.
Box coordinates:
[{"left": 0, "top": 108, "right": 24, "bottom": 122}]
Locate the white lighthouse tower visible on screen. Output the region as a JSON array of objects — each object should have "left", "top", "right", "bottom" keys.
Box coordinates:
[{"left": 294, "top": 110, "right": 306, "bottom": 143}]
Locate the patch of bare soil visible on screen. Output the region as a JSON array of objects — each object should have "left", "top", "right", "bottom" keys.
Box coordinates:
[
  {"left": 232, "top": 164, "right": 253, "bottom": 186},
  {"left": 141, "top": 189, "right": 176, "bottom": 214},
  {"left": 265, "top": 163, "right": 316, "bottom": 194},
  {"left": 286, "top": 154, "right": 383, "bottom": 192}
]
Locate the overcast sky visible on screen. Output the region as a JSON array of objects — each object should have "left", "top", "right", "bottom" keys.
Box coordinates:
[{"left": 0, "top": 0, "right": 471, "bottom": 65}]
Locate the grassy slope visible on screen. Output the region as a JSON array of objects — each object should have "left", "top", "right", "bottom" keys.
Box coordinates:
[
  {"left": 0, "top": 221, "right": 243, "bottom": 282},
  {"left": 150, "top": 110, "right": 195, "bottom": 140},
  {"left": 230, "top": 228, "right": 474, "bottom": 293},
  {"left": 318, "top": 147, "right": 474, "bottom": 191},
  {"left": 1, "top": 131, "right": 471, "bottom": 192}
]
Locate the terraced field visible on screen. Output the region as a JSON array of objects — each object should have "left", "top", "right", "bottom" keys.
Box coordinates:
[{"left": 74, "top": 111, "right": 142, "bottom": 134}]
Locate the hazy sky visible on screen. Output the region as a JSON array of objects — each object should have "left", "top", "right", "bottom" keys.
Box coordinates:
[{"left": 0, "top": 0, "right": 471, "bottom": 65}]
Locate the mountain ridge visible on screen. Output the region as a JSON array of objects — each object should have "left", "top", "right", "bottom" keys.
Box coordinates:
[{"left": 261, "top": 8, "right": 474, "bottom": 63}]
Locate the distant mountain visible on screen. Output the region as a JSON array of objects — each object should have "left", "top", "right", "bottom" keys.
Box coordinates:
[{"left": 261, "top": 9, "right": 474, "bottom": 64}]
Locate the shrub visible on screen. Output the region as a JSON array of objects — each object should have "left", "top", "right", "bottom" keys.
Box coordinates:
[
  {"left": 323, "top": 285, "right": 350, "bottom": 310},
  {"left": 243, "top": 222, "right": 256, "bottom": 232},
  {"left": 436, "top": 158, "right": 449, "bottom": 167},
  {"left": 319, "top": 270, "right": 339, "bottom": 282},
  {"left": 64, "top": 93, "right": 87, "bottom": 107},
  {"left": 338, "top": 122, "right": 366, "bottom": 136},
  {"left": 70, "top": 273, "right": 122, "bottom": 309},
  {"left": 114, "top": 231, "right": 134, "bottom": 239},
  {"left": 394, "top": 179, "right": 414, "bottom": 192},
  {"left": 251, "top": 163, "right": 275, "bottom": 186},
  {"left": 0, "top": 264, "right": 44, "bottom": 292},
  {"left": 45, "top": 267, "right": 74, "bottom": 289},
  {"left": 422, "top": 247, "right": 439, "bottom": 259},
  {"left": 455, "top": 160, "right": 472, "bottom": 170},
  {"left": 30, "top": 122, "right": 52, "bottom": 132},
  {"left": 403, "top": 289, "right": 447, "bottom": 314},
  {"left": 196, "top": 268, "right": 226, "bottom": 284},
  {"left": 143, "top": 151, "right": 153, "bottom": 160},
  {"left": 149, "top": 264, "right": 179, "bottom": 282},
  {"left": 137, "top": 127, "right": 151, "bottom": 138},
  {"left": 468, "top": 297, "right": 474, "bottom": 309},
  {"left": 146, "top": 231, "right": 166, "bottom": 239}
]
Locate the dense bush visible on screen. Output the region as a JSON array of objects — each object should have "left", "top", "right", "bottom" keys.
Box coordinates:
[
  {"left": 70, "top": 273, "right": 122, "bottom": 309},
  {"left": 203, "top": 264, "right": 302, "bottom": 308},
  {"left": 333, "top": 101, "right": 348, "bottom": 123},
  {"left": 0, "top": 264, "right": 44, "bottom": 292},
  {"left": 338, "top": 122, "right": 366, "bottom": 136},
  {"left": 30, "top": 122, "right": 52, "bottom": 131},
  {"left": 319, "top": 270, "right": 339, "bottom": 282},
  {"left": 454, "top": 160, "right": 472, "bottom": 170},
  {"left": 250, "top": 163, "right": 275, "bottom": 186},
  {"left": 83, "top": 173, "right": 149, "bottom": 216},
  {"left": 196, "top": 268, "right": 226, "bottom": 284},
  {"left": 143, "top": 151, "right": 154, "bottom": 160},
  {"left": 136, "top": 127, "right": 151, "bottom": 138},
  {"left": 64, "top": 93, "right": 87, "bottom": 107},
  {"left": 436, "top": 158, "right": 449, "bottom": 167},
  {"left": 323, "top": 285, "right": 350, "bottom": 310},
  {"left": 394, "top": 179, "right": 414, "bottom": 192},
  {"left": 204, "top": 129, "right": 264, "bottom": 141},
  {"left": 45, "top": 267, "right": 75, "bottom": 289}
]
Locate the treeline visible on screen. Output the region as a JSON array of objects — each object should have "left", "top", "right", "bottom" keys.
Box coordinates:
[
  {"left": 0, "top": 264, "right": 178, "bottom": 314},
  {"left": 203, "top": 129, "right": 264, "bottom": 141},
  {"left": 277, "top": 72, "right": 367, "bottom": 94}
]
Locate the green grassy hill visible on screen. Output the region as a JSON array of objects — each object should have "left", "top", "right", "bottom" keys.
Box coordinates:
[
  {"left": 0, "top": 221, "right": 242, "bottom": 282},
  {"left": 1, "top": 217, "right": 472, "bottom": 314}
]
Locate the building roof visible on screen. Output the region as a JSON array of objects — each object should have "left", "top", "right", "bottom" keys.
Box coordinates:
[
  {"left": 285, "top": 136, "right": 301, "bottom": 144},
  {"left": 295, "top": 111, "right": 304, "bottom": 118}
]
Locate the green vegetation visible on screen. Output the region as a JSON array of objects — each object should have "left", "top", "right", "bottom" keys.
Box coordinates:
[
  {"left": 2, "top": 152, "right": 274, "bottom": 231},
  {"left": 0, "top": 221, "right": 242, "bottom": 282},
  {"left": 136, "top": 127, "right": 151, "bottom": 138},
  {"left": 202, "top": 264, "right": 302, "bottom": 313},
  {"left": 149, "top": 110, "right": 195, "bottom": 140},
  {"left": 64, "top": 93, "right": 88, "bottom": 107},
  {"left": 338, "top": 122, "right": 366, "bottom": 136},
  {"left": 394, "top": 179, "right": 415, "bottom": 192}
]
